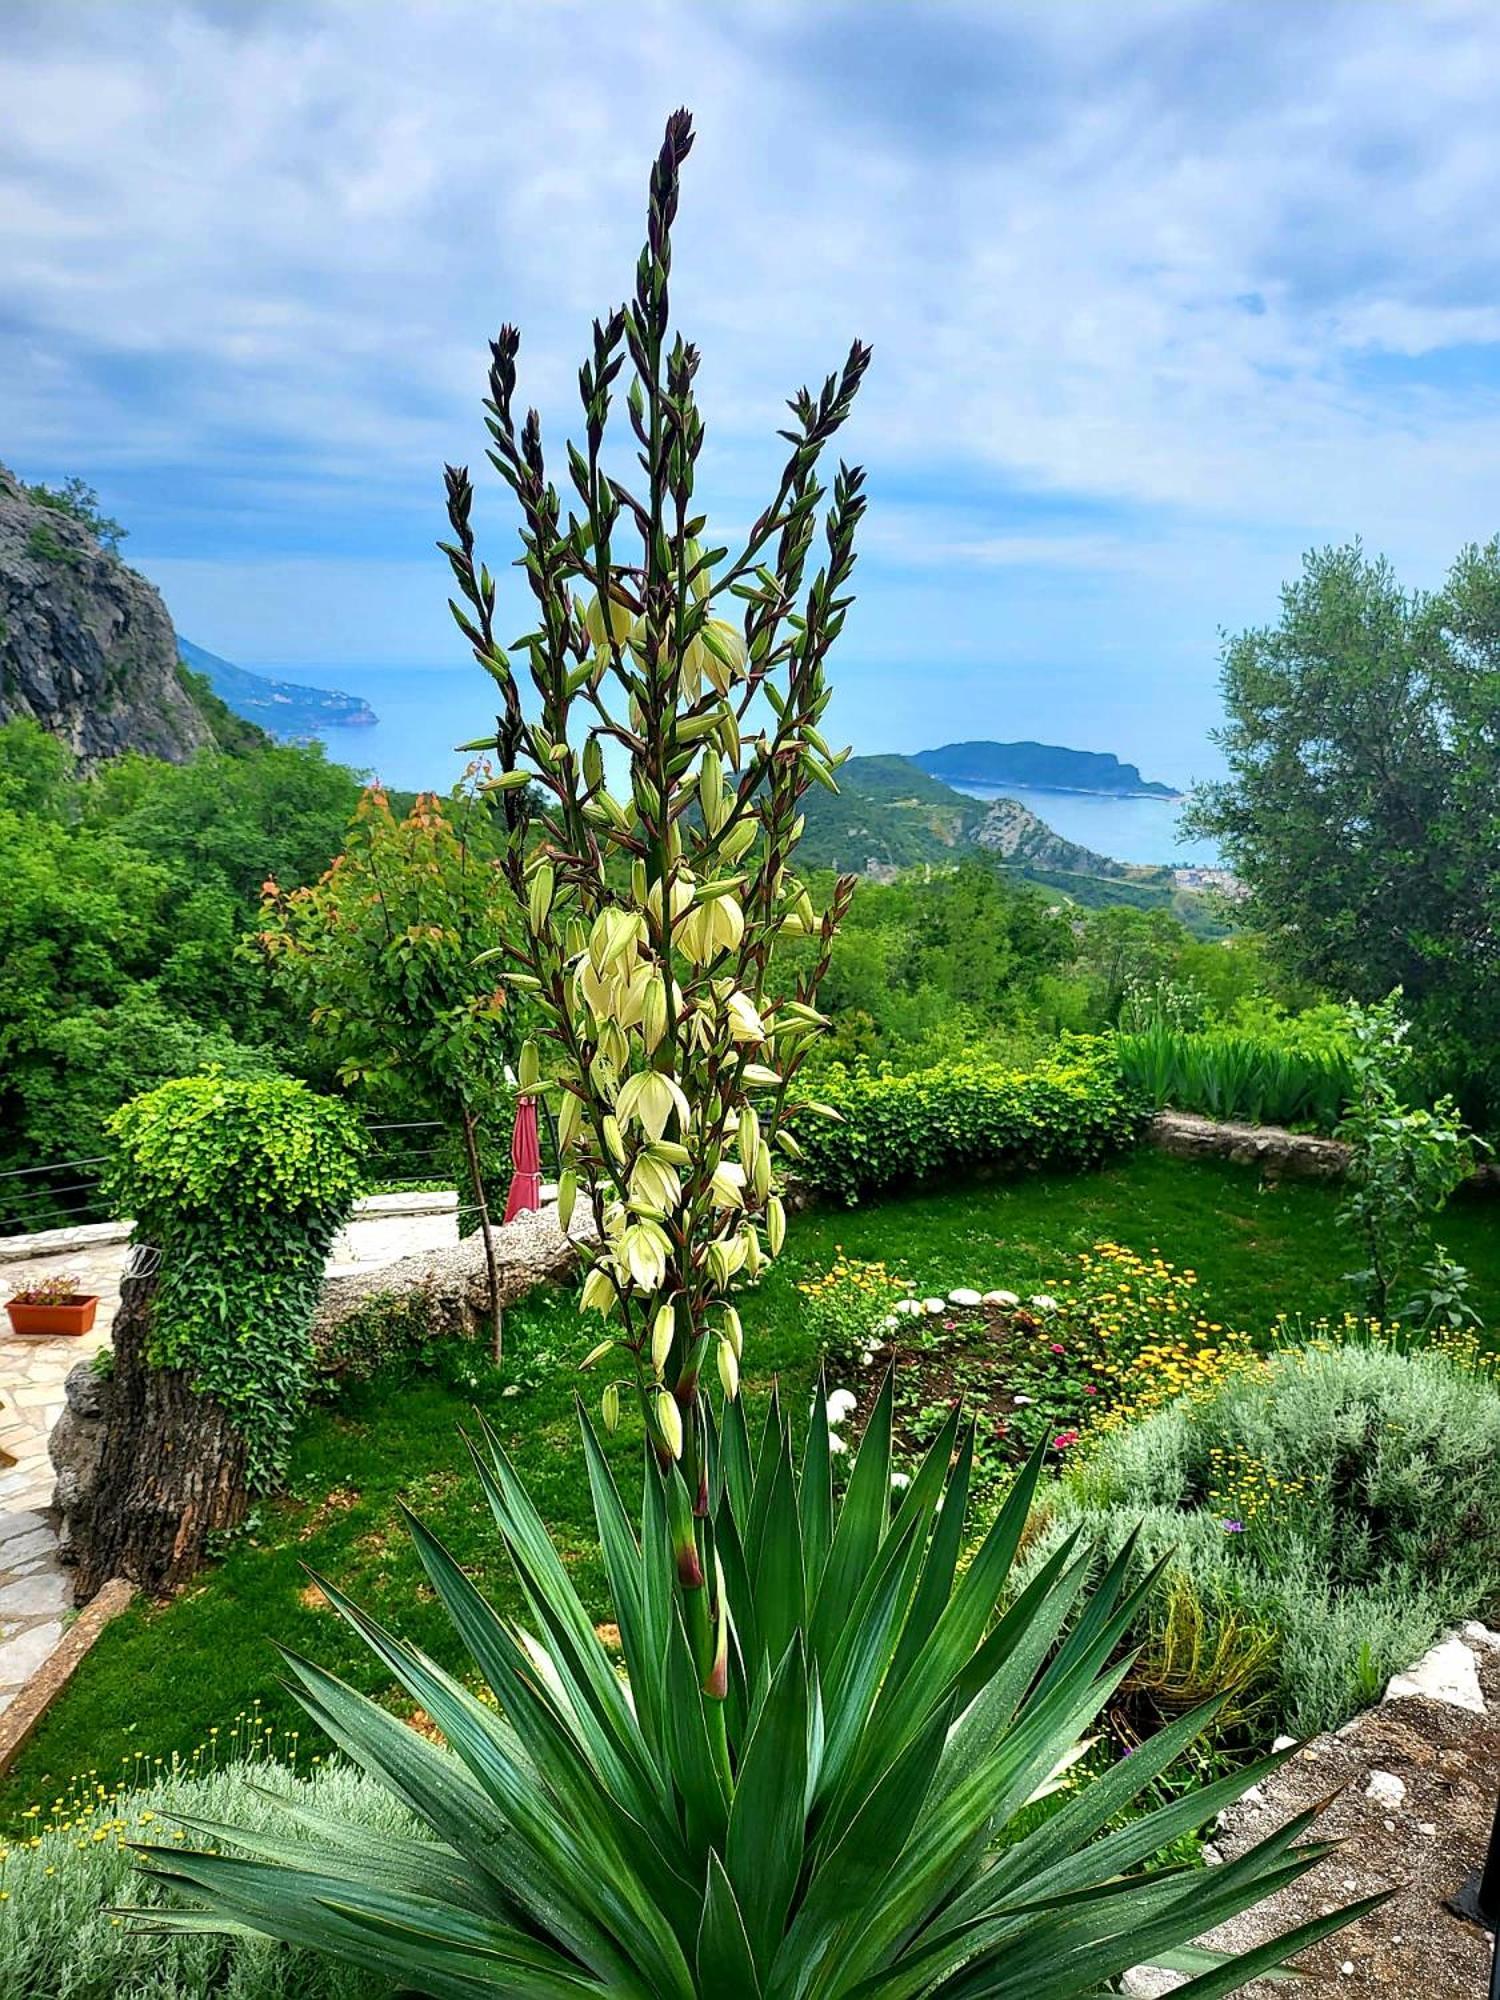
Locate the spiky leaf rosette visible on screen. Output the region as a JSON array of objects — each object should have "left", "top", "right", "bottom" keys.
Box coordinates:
[{"left": 132, "top": 1385, "right": 1374, "bottom": 1996}]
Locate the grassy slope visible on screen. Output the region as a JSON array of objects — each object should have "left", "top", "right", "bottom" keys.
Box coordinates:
[
  {"left": 795, "top": 753, "right": 984, "bottom": 872},
  {"left": 6, "top": 1152, "right": 1498, "bottom": 1823}
]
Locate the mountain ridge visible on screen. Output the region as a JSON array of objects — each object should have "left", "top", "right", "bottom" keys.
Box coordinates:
[
  {"left": 914, "top": 739, "right": 1178, "bottom": 798},
  {"left": 177, "top": 638, "right": 378, "bottom": 741}
]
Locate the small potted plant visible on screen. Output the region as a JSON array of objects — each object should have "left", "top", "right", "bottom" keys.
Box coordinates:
[{"left": 4, "top": 1272, "right": 101, "bottom": 1337}]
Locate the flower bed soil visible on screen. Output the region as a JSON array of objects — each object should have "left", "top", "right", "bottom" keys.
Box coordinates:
[{"left": 836, "top": 1297, "right": 1103, "bottom": 1497}]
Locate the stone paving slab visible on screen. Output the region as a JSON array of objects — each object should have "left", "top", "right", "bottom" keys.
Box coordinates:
[{"left": 0, "top": 1193, "right": 460, "bottom": 1516}]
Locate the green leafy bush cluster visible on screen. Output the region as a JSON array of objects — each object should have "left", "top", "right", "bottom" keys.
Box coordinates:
[
  {"left": 795, "top": 1039, "right": 1147, "bottom": 1204},
  {"left": 22, "top": 472, "right": 129, "bottom": 552},
  {"left": 313, "top": 1281, "right": 467, "bottom": 1384},
  {"left": 1114, "top": 1021, "right": 1353, "bottom": 1132},
  {"left": 0, "top": 1754, "right": 405, "bottom": 1999},
  {"left": 1041, "top": 1338, "right": 1500, "bottom": 1736},
  {"left": 107, "top": 1073, "right": 365, "bottom": 1485}
]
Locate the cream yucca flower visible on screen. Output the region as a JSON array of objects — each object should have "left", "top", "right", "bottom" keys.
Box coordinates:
[
  {"left": 724, "top": 990, "right": 767, "bottom": 1043},
  {"left": 655, "top": 1387, "right": 683, "bottom": 1460},
  {"left": 582, "top": 588, "right": 635, "bottom": 651}
]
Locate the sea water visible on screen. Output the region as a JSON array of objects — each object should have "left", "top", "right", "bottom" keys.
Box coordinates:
[
  {"left": 281, "top": 664, "right": 1221, "bottom": 869},
  {"left": 944, "top": 781, "right": 1221, "bottom": 869}
]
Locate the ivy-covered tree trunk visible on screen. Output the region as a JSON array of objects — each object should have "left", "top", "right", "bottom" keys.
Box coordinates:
[{"left": 73, "top": 1266, "right": 250, "bottom": 1602}]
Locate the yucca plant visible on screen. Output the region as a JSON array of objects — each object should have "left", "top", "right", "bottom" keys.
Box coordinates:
[{"left": 133, "top": 1384, "right": 1373, "bottom": 1995}]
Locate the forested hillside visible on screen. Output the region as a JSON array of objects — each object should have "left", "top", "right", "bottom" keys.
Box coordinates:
[
  {"left": 0, "top": 717, "right": 363, "bottom": 1202},
  {"left": 797, "top": 753, "right": 1222, "bottom": 932}
]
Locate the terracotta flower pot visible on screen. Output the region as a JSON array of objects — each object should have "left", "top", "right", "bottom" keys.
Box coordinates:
[{"left": 4, "top": 1294, "right": 100, "bottom": 1337}]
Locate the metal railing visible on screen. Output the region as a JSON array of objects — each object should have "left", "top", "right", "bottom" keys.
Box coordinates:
[{"left": 0, "top": 1118, "right": 461, "bottom": 1243}]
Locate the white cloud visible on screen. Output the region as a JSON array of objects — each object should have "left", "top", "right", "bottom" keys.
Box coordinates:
[{"left": 4, "top": 0, "right": 1500, "bottom": 743}]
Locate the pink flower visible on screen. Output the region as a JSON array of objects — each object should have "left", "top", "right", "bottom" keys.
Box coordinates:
[
  {"left": 1083, "top": 1384, "right": 1097, "bottom": 1396},
  {"left": 1052, "top": 1429, "right": 1079, "bottom": 1450},
  {"left": 1049, "top": 1342, "right": 1065, "bottom": 1355}
]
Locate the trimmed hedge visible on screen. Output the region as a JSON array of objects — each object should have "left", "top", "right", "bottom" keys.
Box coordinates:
[{"left": 794, "top": 1040, "right": 1146, "bottom": 1205}]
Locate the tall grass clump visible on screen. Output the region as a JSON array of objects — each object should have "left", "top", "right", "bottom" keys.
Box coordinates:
[{"left": 1115, "top": 1023, "right": 1353, "bottom": 1133}]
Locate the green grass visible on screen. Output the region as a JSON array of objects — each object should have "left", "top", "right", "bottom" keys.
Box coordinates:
[{"left": 5, "top": 1151, "right": 1498, "bottom": 1825}]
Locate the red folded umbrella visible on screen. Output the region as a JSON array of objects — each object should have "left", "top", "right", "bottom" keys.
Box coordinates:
[{"left": 502, "top": 1094, "right": 543, "bottom": 1224}]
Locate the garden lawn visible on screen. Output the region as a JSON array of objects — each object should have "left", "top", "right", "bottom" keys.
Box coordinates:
[{"left": 5, "top": 1150, "right": 1498, "bottom": 1825}]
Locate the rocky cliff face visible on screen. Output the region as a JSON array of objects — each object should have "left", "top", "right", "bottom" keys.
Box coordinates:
[
  {"left": 0, "top": 460, "right": 213, "bottom": 765},
  {"left": 971, "top": 795, "right": 1135, "bottom": 879}
]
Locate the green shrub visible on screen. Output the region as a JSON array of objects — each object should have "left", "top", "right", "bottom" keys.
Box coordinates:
[
  {"left": 313, "top": 1282, "right": 472, "bottom": 1384},
  {"left": 107, "top": 1072, "right": 365, "bottom": 1486},
  {"left": 1114, "top": 1023, "right": 1353, "bottom": 1132},
  {"left": 1335, "top": 992, "right": 1485, "bottom": 1322},
  {"left": 24, "top": 521, "right": 83, "bottom": 567},
  {"left": 1050, "top": 1339, "right": 1500, "bottom": 1735},
  {"left": 796, "top": 1039, "right": 1146, "bottom": 1205},
  {"left": 0, "top": 1755, "right": 406, "bottom": 1999}
]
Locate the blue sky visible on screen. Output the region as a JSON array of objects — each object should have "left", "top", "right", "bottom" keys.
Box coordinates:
[{"left": 5, "top": 0, "right": 1500, "bottom": 786}]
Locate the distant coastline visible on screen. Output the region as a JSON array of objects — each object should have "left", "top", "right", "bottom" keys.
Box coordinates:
[
  {"left": 945, "top": 778, "right": 1185, "bottom": 802},
  {"left": 915, "top": 739, "right": 1181, "bottom": 801},
  {"left": 178, "top": 637, "right": 378, "bottom": 741}
]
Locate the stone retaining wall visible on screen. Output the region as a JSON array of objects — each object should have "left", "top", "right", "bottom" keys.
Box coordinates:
[
  {"left": 312, "top": 1198, "right": 597, "bottom": 1365},
  {"left": 1148, "top": 1108, "right": 1498, "bottom": 1188},
  {"left": 1146, "top": 1111, "right": 1350, "bottom": 1180}
]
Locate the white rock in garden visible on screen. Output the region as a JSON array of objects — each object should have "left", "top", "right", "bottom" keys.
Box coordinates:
[
  {"left": 1272, "top": 1735, "right": 1297, "bottom": 1754},
  {"left": 826, "top": 1388, "right": 858, "bottom": 1426},
  {"left": 984, "top": 1289, "right": 1019, "bottom": 1306},
  {"left": 1012, "top": 1393, "right": 1035, "bottom": 1406},
  {"left": 890, "top": 1471, "right": 911, "bottom": 1492},
  {"left": 924, "top": 1297, "right": 946, "bottom": 1315},
  {"left": 1121, "top": 1969, "right": 1187, "bottom": 1997},
  {"left": 828, "top": 1433, "right": 848, "bottom": 1456},
  {"left": 948, "top": 1288, "right": 982, "bottom": 1307},
  {"left": 1384, "top": 1634, "right": 1485, "bottom": 1713},
  {"left": 880, "top": 1314, "right": 901, "bottom": 1332},
  {"left": 893, "top": 1298, "right": 924, "bottom": 1317},
  {"left": 1463, "top": 1621, "right": 1500, "bottom": 1652},
  {"left": 1029, "top": 1293, "right": 1059, "bottom": 1312},
  {"left": 1364, "top": 1770, "right": 1406, "bottom": 1808}
]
